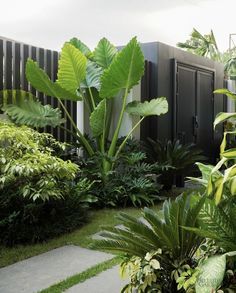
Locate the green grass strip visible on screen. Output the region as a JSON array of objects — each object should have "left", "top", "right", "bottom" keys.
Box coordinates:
[{"left": 38, "top": 256, "right": 121, "bottom": 293}]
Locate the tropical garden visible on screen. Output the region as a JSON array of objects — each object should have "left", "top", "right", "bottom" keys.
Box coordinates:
[{"left": 0, "top": 32, "right": 236, "bottom": 292}]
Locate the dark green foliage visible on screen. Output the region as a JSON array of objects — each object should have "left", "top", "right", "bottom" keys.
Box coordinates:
[
  {"left": 144, "top": 138, "right": 205, "bottom": 189},
  {"left": 78, "top": 147, "right": 161, "bottom": 207},
  {"left": 0, "top": 189, "right": 88, "bottom": 246}
]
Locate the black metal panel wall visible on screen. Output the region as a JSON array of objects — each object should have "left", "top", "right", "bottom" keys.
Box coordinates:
[
  {"left": 0, "top": 37, "right": 77, "bottom": 143},
  {"left": 140, "top": 41, "right": 225, "bottom": 160},
  {"left": 173, "top": 61, "right": 215, "bottom": 159}
]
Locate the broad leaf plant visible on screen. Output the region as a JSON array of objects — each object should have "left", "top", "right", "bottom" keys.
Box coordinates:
[{"left": 1, "top": 37, "right": 168, "bottom": 179}]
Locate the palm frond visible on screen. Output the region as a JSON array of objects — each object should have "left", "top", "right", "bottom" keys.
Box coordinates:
[{"left": 91, "top": 193, "right": 204, "bottom": 260}]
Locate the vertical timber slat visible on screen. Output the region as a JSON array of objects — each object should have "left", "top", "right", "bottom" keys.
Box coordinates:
[{"left": 0, "top": 37, "right": 77, "bottom": 143}]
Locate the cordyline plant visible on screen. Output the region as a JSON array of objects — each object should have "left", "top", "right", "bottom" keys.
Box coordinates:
[{"left": 1, "top": 37, "right": 168, "bottom": 179}]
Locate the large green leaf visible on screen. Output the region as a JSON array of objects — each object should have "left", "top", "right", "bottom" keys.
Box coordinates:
[
  {"left": 94, "top": 38, "right": 117, "bottom": 68},
  {"left": 195, "top": 252, "right": 236, "bottom": 293},
  {"left": 80, "top": 61, "right": 103, "bottom": 91},
  {"left": 26, "top": 59, "right": 80, "bottom": 101},
  {"left": 214, "top": 88, "right": 236, "bottom": 100},
  {"left": 89, "top": 99, "right": 106, "bottom": 137},
  {"left": 126, "top": 97, "right": 168, "bottom": 117},
  {"left": 0, "top": 89, "right": 35, "bottom": 108},
  {"left": 100, "top": 37, "right": 144, "bottom": 98},
  {"left": 69, "top": 38, "right": 91, "bottom": 56},
  {"left": 214, "top": 112, "right": 236, "bottom": 128},
  {"left": 2, "top": 94, "right": 64, "bottom": 128},
  {"left": 57, "top": 43, "right": 87, "bottom": 94}
]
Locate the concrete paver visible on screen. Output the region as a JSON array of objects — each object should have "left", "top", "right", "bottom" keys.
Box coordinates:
[
  {"left": 65, "top": 266, "right": 127, "bottom": 293},
  {"left": 0, "top": 245, "right": 113, "bottom": 293}
]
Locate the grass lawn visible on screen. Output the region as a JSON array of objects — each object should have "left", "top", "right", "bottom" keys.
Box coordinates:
[{"left": 0, "top": 204, "right": 162, "bottom": 268}]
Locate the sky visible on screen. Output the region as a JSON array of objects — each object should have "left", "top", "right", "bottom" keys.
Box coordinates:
[{"left": 1, "top": 0, "right": 235, "bottom": 52}]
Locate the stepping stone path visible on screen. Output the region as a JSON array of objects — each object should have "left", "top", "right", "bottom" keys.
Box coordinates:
[
  {"left": 65, "top": 266, "right": 127, "bottom": 293},
  {"left": 0, "top": 245, "right": 113, "bottom": 293},
  {"left": 0, "top": 217, "right": 154, "bottom": 292}
]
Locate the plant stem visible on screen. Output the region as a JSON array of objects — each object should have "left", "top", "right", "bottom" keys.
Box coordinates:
[
  {"left": 104, "top": 90, "right": 129, "bottom": 174},
  {"left": 58, "top": 99, "right": 94, "bottom": 156},
  {"left": 114, "top": 116, "right": 145, "bottom": 162},
  {"left": 58, "top": 125, "right": 78, "bottom": 140},
  {"left": 101, "top": 101, "right": 107, "bottom": 179},
  {"left": 88, "top": 88, "right": 96, "bottom": 111}
]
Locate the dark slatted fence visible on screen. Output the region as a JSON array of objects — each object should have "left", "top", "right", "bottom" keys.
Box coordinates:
[{"left": 0, "top": 37, "right": 77, "bottom": 143}]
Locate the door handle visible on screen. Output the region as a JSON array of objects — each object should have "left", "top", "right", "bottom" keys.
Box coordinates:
[{"left": 193, "top": 116, "right": 198, "bottom": 136}]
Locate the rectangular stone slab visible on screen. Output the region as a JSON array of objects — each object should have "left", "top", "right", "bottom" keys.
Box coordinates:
[{"left": 0, "top": 245, "right": 113, "bottom": 293}]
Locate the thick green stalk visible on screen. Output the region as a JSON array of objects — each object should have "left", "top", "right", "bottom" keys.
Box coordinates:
[
  {"left": 58, "top": 99, "right": 94, "bottom": 156},
  {"left": 114, "top": 116, "right": 145, "bottom": 162},
  {"left": 88, "top": 88, "right": 96, "bottom": 111},
  {"left": 104, "top": 100, "right": 113, "bottom": 142},
  {"left": 104, "top": 90, "right": 129, "bottom": 174},
  {"left": 101, "top": 101, "right": 107, "bottom": 179}
]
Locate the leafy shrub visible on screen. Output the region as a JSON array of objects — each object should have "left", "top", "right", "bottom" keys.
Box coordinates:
[
  {"left": 0, "top": 121, "right": 78, "bottom": 200},
  {"left": 0, "top": 121, "right": 89, "bottom": 245},
  {"left": 0, "top": 189, "right": 88, "bottom": 245}
]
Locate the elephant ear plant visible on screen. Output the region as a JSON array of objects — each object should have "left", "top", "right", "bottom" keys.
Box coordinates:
[{"left": 1, "top": 37, "right": 168, "bottom": 179}]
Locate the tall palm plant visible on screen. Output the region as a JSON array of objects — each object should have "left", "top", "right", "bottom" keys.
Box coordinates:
[{"left": 177, "top": 28, "right": 222, "bottom": 62}]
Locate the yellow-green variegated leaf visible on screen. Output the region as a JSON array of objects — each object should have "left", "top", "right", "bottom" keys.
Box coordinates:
[
  {"left": 195, "top": 252, "right": 236, "bottom": 293},
  {"left": 57, "top": 43, "right": 87, "bottom": 94},
  {"left": 219, "top": 131, "right": 236, "bottom": 155},
  {"left": 89, "top": 99, "right": 106, "bottom": 137},
  {"left": 207, "top": 158, "right": 226, "bottom": 195},
  {"left": 222, "top": 148, "right": 236, "bottom": 159},
  {"left": 214, "top": 112, "right": 236, "bottom": 128},
  {"left": 230, "top": 176, "right": 236, "bottom": 195},
  {"left": 215, "top": 164, "right": 236, "bottom": 204},
  {"left": 100, "top": 37, "right": 144, "bottom": 98},
  {"left": 26, "top": 59, "right": 80, "bottom": 101},
  {"left": 220, "top": 132, "right": 227, "bottom": 154},
  {"left": 214, "top": 88, "right": 236, "bottom": 100},
  {"left": 94, "top": 38, "right": 117, "bottom": 68},
  {"left": 126, "top": 97, "right": 168, "bottom": 117}
]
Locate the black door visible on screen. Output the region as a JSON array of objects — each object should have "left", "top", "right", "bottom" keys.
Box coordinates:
[{"left": 174, "top": 61, "right": 214, "bottom": 158}]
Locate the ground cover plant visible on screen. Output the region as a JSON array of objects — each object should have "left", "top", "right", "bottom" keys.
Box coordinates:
[{"left": 0, "top": 121, "right": 90, "bottom": 245}]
